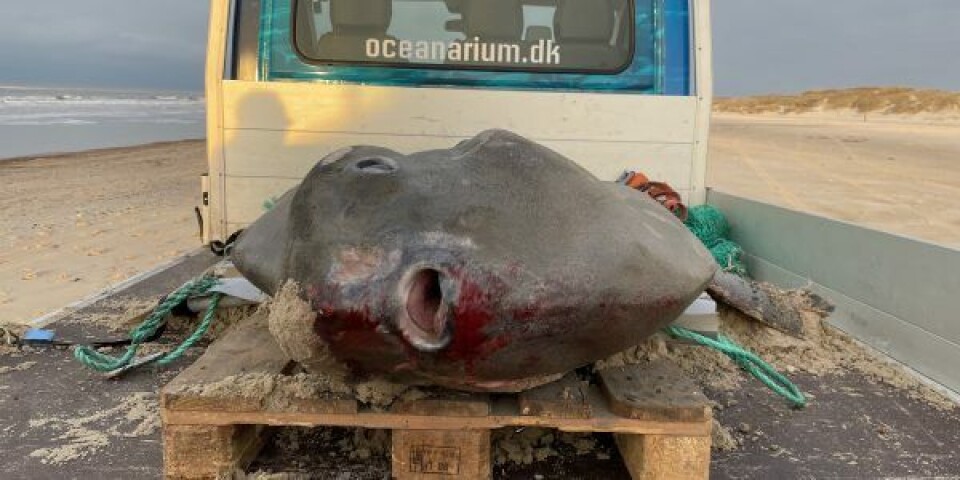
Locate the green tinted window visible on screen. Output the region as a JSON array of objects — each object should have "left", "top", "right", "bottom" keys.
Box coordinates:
[{"left": 295, "top": 0, "right": 635, "bottom": 73}]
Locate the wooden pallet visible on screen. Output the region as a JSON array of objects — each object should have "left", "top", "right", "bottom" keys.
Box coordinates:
[{"left": 161, "top": 316, "right": 713, "bottom": 479}]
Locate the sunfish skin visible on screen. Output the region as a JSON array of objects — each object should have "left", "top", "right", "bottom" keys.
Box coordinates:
[{"left": 231, "top": 130, "right": 717, "bottom": 391}]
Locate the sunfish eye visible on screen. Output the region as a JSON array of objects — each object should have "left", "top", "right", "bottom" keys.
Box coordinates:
[{"left": 351, "top": 156, "right": 398, "bottom": 174}]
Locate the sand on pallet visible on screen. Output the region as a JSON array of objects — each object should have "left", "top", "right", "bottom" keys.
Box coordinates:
[
  {"left": 266, "top": 281, "right": 348, "bottom": 382},
  {"left": 172, "top": 283, "right": 429, "bottom": 410},
  {"left": 492, "top": 428, "right": 609, "bottom": 466}
]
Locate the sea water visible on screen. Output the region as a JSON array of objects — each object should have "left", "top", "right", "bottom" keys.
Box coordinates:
[{"left": 0, "top": 86, "right": 205, "bottom": 160}]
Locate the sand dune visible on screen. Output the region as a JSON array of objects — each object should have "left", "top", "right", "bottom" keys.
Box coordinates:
[{"left": 715, "top": 87, "right": 960, "bottom": 116}]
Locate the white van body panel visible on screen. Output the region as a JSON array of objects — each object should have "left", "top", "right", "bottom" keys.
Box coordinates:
[
  {"left": 205, "top": 0, "right": 714, "bottom": 243},
  {"left": 216, "top": 81, "right": 702, "bottom": 230}
]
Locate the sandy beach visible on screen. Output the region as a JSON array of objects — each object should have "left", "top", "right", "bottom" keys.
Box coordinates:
[
  {"left": 0, "top": 140, "right": 205, "bottom": 325},
  {"left": 1, "top": 109, "right": 958, "bottom": 325},
  {"left": 709, "top": 112, "right": 960, "bottom": 247}
]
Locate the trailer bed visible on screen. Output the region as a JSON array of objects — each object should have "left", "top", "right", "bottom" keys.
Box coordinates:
[{"left": 1, "top": 251, "right": 959, "bottom": 479}]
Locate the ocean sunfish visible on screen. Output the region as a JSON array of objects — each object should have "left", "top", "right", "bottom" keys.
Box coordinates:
[{"left": 231, "top": 130, "right": 716, "bottom": 392}]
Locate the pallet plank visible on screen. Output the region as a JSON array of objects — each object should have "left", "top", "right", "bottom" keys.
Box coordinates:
[
  {"left": 163, "top": 424, "right": 262, "bottom": 479},
  {"left": 165, "top": 379, "right": 710, "bottom": 436},
  {"left": 598, "top": 361, "right": 711, "bottom": 423},
  {"left": 161, "top": 314, "right": 359, "bottom": 417},
  {"left": 615, "top": 434, "right": 711, "bottom": 480},
  {"left": 392, "top": 391, "right": 490, "bottom": 417},
  {"left": 518, "top": 373, "right": 592, "bottom": 419},
  {"left": 393, "top": 429, "right": 491, "bottom": 480},
  {"left": 162, "top": 407, "right": 711, "bottom": 436},
  {"left": 162, "top": 314, "right": 293, "bottom": 412}
]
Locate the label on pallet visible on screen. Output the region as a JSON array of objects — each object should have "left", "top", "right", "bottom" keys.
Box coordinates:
[{"left": 409, "top": 445, "right": 461, "bottom": 474}]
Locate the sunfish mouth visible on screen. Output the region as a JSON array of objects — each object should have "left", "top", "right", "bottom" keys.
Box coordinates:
[{"left": 398, "top": 267, "right": 452, "bottom": 352}]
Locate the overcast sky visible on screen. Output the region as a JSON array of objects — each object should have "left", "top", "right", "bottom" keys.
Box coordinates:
[
  {"left": 0, "top": 0, "right": 957, "bottom": 95},
  {"left": 0, "top": 0, "right": 209, "bottom": 92},
  {"left": 714, "top": 0, "right": 960, "bottom": 96}
]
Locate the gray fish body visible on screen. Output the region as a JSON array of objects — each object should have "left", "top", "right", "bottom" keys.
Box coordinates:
[{"left": 232, "top": 130, "right": 716, "bottom": 391}]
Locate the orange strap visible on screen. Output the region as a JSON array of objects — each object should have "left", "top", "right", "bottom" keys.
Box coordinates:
[
  {"left": 619, "top": 172, "right": 689, "bottom": 222},
  {"left": 622, "top": 171, "right": 651, "bottom": 189}
]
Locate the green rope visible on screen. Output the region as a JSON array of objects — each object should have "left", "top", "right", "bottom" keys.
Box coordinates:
[
  {"left": 74, "top": 276, "right": 221, "bottom": 373},
  {"left": 685, "top": 204, "right": 731, "bottom": 244},
  {"left": 679, "top": 205, "right": 803, "bottom": 406},
  {"left": 685, "top": 205, "right": 747, "bottom": 276},
  {"left": 665, "top": 325, "right": 807, "bottom": 408}
]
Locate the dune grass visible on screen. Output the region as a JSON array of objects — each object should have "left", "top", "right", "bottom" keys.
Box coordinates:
[{"left": 715, "top": 87, "right": 960, "bottom": 115}]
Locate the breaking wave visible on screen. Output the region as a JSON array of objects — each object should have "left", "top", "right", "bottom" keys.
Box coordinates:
[
  {"left": 0, "top": 87, "right": 204, "bottom": 127},
  {"left": 0, "top": 86, "right": 206, "bottom": 159}
]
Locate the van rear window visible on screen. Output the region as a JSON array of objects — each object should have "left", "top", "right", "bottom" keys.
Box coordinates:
[{"left": 294, "top": 0, "right": 636, "bottom": 73}]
